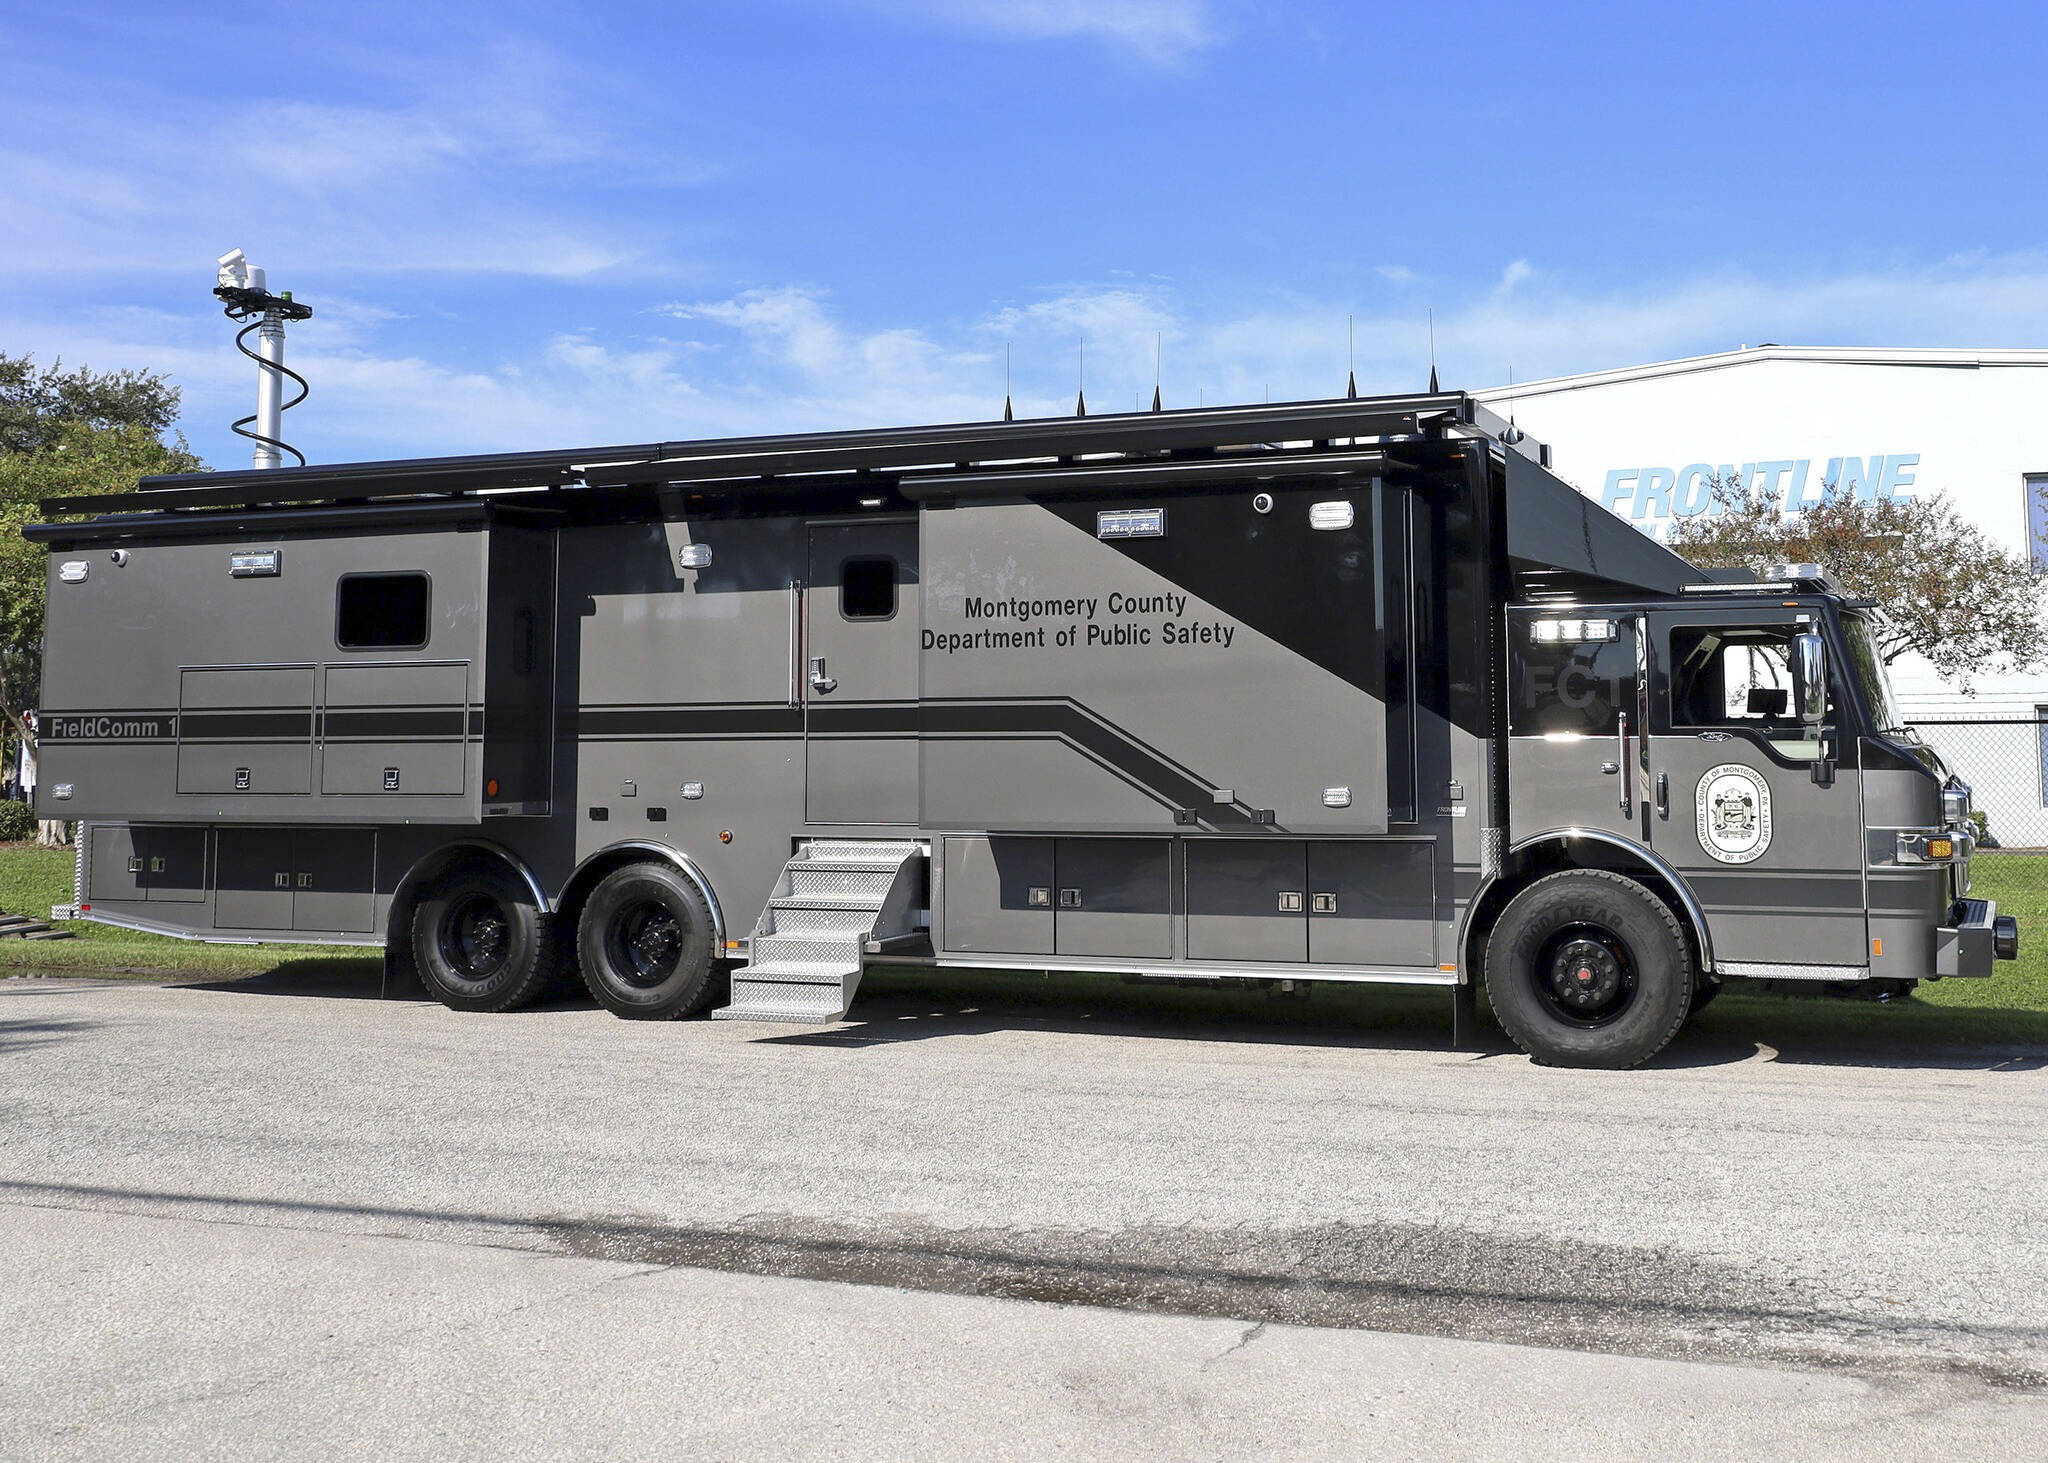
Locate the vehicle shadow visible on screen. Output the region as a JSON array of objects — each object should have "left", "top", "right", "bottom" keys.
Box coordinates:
[
  {"left": 764, "top": 966, "right": 2048, "bottom": 1073},
  {"left": 174, "top": 959, "right": 598, "bottom": 1011}
]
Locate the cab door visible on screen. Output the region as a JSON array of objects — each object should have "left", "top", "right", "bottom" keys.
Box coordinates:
[
  {"left": 803, "top": 521, "right": 919, "bottom": 825},
  {"left": 1644, "top": 610, "right": 1868, "bottom": 971}
]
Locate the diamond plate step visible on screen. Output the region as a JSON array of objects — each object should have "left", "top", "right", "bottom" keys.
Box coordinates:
[{"left": 715, "top": 839, "right": 924, "bottom": 1023}]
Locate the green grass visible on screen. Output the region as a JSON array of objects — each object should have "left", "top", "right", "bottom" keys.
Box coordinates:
[{"left": 0, "top": 842, "right": 376, "bottom": 978}]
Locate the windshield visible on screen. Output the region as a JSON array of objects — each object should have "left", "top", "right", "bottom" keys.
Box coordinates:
[{"left": 1841, "top": 613, "right": 1906, "bottom": 735}]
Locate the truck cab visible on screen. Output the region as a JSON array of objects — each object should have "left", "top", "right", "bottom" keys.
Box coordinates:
[{"left": 1487, "top": 569, "right": 2015, "bottom": 1061}]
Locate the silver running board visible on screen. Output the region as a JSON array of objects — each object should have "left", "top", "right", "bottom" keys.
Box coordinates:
[{"left": 712, "top": 839, "right": 924, "bottom": 1023}]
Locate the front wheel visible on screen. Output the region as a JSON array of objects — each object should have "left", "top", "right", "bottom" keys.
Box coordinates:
[
  {"left": 577, "top": 863, "right": 721, "bottom": 1020},
  {"left": 1483, "top": 870, "right": 1693, "bottom": 1069}
]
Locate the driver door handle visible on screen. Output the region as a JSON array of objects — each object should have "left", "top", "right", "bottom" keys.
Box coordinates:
[
  {"left": 808, "top": 656, "right": 837, "bottom": 694},
  {"left": 1655, "top": 770, "right": 1669, "bottom": 819}
]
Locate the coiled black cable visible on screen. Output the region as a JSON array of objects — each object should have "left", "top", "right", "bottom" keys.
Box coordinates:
[{"left": 223, "top": 307, "right": 310, "bottom": 468}]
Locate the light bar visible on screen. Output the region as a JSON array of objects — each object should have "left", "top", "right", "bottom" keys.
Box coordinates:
[{"left": 1529, "top": 618, "right": 1617, "bottom": 644}]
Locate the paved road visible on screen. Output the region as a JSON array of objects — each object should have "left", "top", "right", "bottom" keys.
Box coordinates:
[{"left": 4, "top": 970, "right": 2047, "bottom": 1458}]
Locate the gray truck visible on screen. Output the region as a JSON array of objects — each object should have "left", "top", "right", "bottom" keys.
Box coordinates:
[{"left": 26, "top": 392, "right": 2017, "bottom": 1068}]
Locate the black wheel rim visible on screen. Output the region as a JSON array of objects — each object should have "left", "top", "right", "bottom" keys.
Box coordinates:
[
  {"left": 606, "top": 898, "right": 685, "bottom": 989},
  {"left": 439, "top": 893, "right": 513, "bottom": 983},
  {"left": 1532, "top": 922, "right": 1638, "bottom": 1028}
]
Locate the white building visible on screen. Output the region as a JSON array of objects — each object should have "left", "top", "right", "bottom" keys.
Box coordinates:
[{"left": 1475, "top": 346, "right": 2048, "bottom": 843}]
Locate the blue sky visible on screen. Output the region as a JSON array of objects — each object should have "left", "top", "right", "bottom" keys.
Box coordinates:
[{"left": 4, "top": 0, "right": 2047, "bottom": 469}]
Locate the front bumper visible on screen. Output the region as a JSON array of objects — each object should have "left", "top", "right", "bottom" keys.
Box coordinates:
[{"left": 1936, "top": 899, "right": 2018, "bottom": 978}]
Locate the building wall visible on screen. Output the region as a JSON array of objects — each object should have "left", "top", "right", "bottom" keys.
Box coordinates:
[{"left": 1475, "top": 347, "right": 2048, "bottom": 843}]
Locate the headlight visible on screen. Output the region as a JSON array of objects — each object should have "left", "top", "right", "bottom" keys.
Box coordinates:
[{"left": 1942, "top": 783, "right": 1971, "bottom": 827}]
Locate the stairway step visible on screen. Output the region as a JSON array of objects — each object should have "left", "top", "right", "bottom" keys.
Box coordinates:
[
  {"left": 713, "top": 979, "right": 853, "bottom": 1022},
  {"left": 771, "top": 892, "right": 892, "bottom": 910},
  {"left": 24, "top": 929, "right": 72, "bottom": 940},
  {"left": 762, "top": 908, "right": 877, "bottom": 939},
  {"left": 797, "top": 839, "right": 921, "bottom": 863},
  {"left": 728, "top": 960, "right": 851, "bottom": 981}
]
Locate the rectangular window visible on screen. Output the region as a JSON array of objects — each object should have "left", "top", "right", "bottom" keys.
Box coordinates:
[
  {"left": 2028, "top": 474, "right": 2048, "bottom": 573},
  {"left": 2038, "top": 704, "right": 2048, "bottom": 808},
  {"left": 840, "top": 556, "right": 897, "bottom": 621},
  {"left": 1665, "top": 622, "right": 1828, "bottom": 756},
  {"left": 336, "top": 572, "right": 431, "bottom": 650},
  {"left": 1508, "top": 613, "right": 1638, "bottom": 736}
]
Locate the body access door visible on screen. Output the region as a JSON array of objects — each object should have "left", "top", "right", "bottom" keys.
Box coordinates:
[
  {"left": 1645, "top": 609, "right": 1868, "bottom": 972},
  {"left": 1504, "top": 608, "right": 1649, "bottom": 844},
  {"left": 804, "top": 521, "right": 919, "bottom": 825}
]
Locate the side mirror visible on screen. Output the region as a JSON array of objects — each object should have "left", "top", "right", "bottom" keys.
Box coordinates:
[{"left": 1794, "top": 631, "right": 1827, "bottom": 725}]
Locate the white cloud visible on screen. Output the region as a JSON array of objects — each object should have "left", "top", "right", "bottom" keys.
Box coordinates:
[
  {"left": 18, "top": 252, "right": 2048, "bottom": 468},
  {"left": 848, "top": 0, "right": 1216, "bottom": 65},
  {"left": 0, "top": 45, "right": 704, "bottom": 284},
  {"left": 1374, "top": 264, "right": 1419, "bottom": 285}
]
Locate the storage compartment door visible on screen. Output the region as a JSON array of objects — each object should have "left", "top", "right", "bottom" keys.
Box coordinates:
[
  {"left": 292, "top": 830, "right": 377, "bottom": 933},
  {"left": 136, "top": 827, "right": 208, "bottom": 903},
  {"left": 321, "top": 662, "right": 470, "bottom": 796},
  {"left": 87, "top": 826, "right": 145, "bottom": 904},
  {"left": 1186, "top": 841, "right": 1308, "bottom": 962},
  {"left": 941, "top": 836, "right": 1055, "bottom": 955},
  {"left": 1306, "top": 841, "right": 1436, "bottom": 967},
  {"left": 215, "top": 828, "right": 296, "bottom": 930},
  {"left": 1053, "top": 839, "right": 1172, "bottom": 959},
  {"left": 177, "top": 667, "right": 315, "bottom": 795}
]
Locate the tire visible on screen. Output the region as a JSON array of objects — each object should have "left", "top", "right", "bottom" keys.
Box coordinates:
[
  {"left": 577, "top": 862, "right": 720, "bottom": 1020},
  {"left": 1483, "top": 870, "right": 1693, "bottom": 1069},
  {"left": 412, "top": 864, "right": 558, "bottom": 1013}
]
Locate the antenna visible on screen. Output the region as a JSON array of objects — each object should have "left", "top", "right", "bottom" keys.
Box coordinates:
[
  {"left": 1002, "top": 342, "right": 1013, "bottom": 421},
  {"left": 1151, "top": 332, "right": 1162, "bottom": 411},
  {"left": 214, "top": 249, "right": 312, "bottom": 468},
  {"left": 1346, "top": 314, "right": 1357, "bottom": 399},
  {"left": 1075, "top": 337, "right": 1086, "bottom": 417},
  {"left": 1427, "top": 309, "right": 1439, "bottom": 394}
]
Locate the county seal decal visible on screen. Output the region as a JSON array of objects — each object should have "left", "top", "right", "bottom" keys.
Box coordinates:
[{"left": 1695, "top": 764, "right": 1771, "bottom": 864}]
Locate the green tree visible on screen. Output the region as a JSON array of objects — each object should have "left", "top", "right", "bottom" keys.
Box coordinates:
[
  {"left": 1665, "top": 476, "right": 2046, "bottom": 689},
  {"left": 0, "top": 354, "right": 204, "bottom": 753}
]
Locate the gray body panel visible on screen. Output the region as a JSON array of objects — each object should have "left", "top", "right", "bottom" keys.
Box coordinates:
[{"left": 30, "top": 395, "right": 1965, "bottom": 998}]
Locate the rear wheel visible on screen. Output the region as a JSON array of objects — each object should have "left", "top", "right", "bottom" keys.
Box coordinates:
[
  {"left": 1484, "top": 870, "right": 1692, "bottom": 1069},
  {"left": 412, "top": 865, "right": 557, "bottom": 1013},
  {"left": 577, "top": 863, "right": 720, "bottom": 1020}
]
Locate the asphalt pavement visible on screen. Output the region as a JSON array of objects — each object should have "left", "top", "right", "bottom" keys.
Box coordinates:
[{"left": 3, "top": 969, "right": 2046, "bottom": 1459}]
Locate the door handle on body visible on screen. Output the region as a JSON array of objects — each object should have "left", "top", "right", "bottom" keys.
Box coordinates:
[
  {"left": 1655, "top": 770, "right": 1669, "bottom": 818},
  {"left": 807, "top": 656, "right": 837, "bottom": 694},
  {"left": 1617, "top": 712, "right": 1633, "bottom": 816}
]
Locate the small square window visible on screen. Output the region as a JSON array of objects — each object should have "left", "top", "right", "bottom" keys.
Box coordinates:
[
  {"left": 840, "top": 557, "right": 897, "bottom": 621},
  {"left": 337, "top": 572, "right": 431, "bottom": 649}
]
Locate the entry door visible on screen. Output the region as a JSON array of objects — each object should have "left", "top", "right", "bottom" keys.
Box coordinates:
[
  {"left": 805, "top": 521, "right": 919, "bottom": 825},
  {"left": 1644, "top": 611, "right": 1868, "bottom": 970}
]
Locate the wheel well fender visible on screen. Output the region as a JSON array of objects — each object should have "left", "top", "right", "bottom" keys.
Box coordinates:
[
  {"left": 1459, "top": 831, "right": 1715, "bottom": 980},
  {"left": 385, "top": 840, "right": 550, "bottom": 950},
  {"left": 558, "top": 841, "right": 728, "bottom": 951}
]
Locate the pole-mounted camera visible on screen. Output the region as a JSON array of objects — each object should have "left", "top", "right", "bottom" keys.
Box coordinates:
[{"left": 214, "top": 249, "right": 312, "bottom": 469}]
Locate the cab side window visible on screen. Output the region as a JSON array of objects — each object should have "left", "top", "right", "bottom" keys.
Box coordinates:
[{"left": 1667, "top": 625, "right": 1826, "bottom": 748}]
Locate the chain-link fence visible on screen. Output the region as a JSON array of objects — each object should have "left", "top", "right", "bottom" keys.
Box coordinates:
[{"left": 1908, "top": 717, "right": 2048, "bottom": 943}]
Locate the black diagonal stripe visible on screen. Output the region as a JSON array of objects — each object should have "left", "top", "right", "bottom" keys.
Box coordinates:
[{"left": 922, "top": 698, "right": 1254, "bottom": 825}]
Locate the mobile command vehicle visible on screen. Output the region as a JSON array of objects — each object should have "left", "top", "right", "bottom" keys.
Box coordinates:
[{"left": 27, "top": 393, "right": 2018, "bottom": 1068}]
